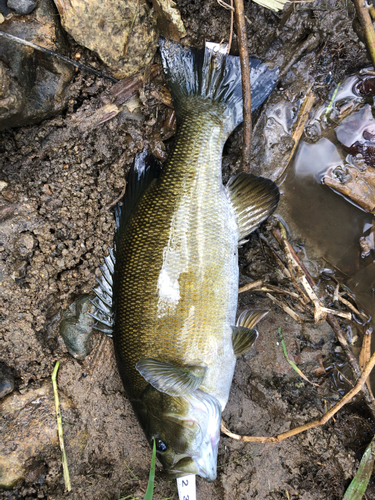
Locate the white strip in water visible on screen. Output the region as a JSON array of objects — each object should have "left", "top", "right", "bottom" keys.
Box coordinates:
[{"left": 177, "top": 475, "right": 196, "bottom": 500}]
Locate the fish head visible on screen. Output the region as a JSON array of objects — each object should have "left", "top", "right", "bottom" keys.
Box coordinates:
[{"left": 140, "top": 385, "right": 222, "bottom": 481}]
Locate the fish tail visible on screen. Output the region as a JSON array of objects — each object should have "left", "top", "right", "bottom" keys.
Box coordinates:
[{"left": 159, "top": 38, "right": 278, "bottom": 136}]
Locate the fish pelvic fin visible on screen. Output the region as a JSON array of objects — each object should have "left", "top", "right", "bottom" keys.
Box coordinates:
[
  {"left": 232, "top": 310, "right": 269, "bottom": 356},
  {"left": 159, "top": 38, "right": 279, "bottom": 136},
  {"left": 136, "top": 358, "right": 207, "bottom": 397},
  {"left": 226, "top": 172, "right": 280, "bottom": 242},
  {"left": 115, "top": 150, "right": 162, "bottom": 241}
]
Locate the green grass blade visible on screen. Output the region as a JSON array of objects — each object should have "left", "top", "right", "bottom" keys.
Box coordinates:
[
  {"left": 143, "top": 440, "right": 156, "bottom": 500},
  {"left": 343, "top": 437, "right": 375, "bottom": 500},
  {"left": 278, "top": 328, "right": 319, "bottom": 387}
]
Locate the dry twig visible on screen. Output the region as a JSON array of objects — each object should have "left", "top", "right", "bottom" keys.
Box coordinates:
[
  {"left": 104, "top": 181, "right": 127, "bottom": 211},
  {"left": 221, "top": 351, "right": 375, "bottom": 443},
  {"left": 233, "top": 0, "right": 252, "bottom": 171},
  {"left": 352, "top": 0, "right": 375, "bottom": 69}
]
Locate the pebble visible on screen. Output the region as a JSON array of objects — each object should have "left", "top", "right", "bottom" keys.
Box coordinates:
[
  {"left": 7, "top": 0, "right": 37, "bottom": 16},
  {"left": 7, "top": 0, "right": 37, "bottom": 14}
]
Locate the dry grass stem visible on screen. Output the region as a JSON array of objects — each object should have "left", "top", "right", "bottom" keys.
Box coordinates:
[
  {"left": 52, "top": 361, "right": 71, "bottom": 492},
  {"left": 221, "top": 351, "right": 375, "bottom": 443},
  {"left": 360, "top": 329, "right": 374, "bottom": 398},
  {"left": 276, "top": 90, "right": 316, "bottom": 183},
  {"left": 338, "top": 294, "right": 370, "bottom": 322},
  {"left": 238, "top": 279, "right": 263, "bottom": 293},
  {"left": 267, "top": 293, "right": 304, "bottom": 323}
]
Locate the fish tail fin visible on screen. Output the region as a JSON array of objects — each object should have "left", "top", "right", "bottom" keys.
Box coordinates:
[{"left": 159, "top": 38, "right": 278, "bottom": 136}]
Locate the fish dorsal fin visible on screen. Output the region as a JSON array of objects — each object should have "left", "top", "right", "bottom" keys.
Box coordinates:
[
  {"left": 91, "top": 151, "right": 161, "bottom": 337},
  {"left": 232, "top": 310, "right": 269, "bottom": 356},
  {"left": 115, "top": 150, "right": 161, "bottom": 238},
  {"left": 136, "top": 359, "right": 207, "bottom": 397},
  {"left": 226, "top": 172, "right": 279, "bottom": 242},
  {"left": 90, "top": 248, "right": 115, "bottom": 336}
]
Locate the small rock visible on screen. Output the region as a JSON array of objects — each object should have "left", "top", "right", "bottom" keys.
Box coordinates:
[
  {"left": 0, "top": 363, "right": 15, "bottom": 398},
  {"left": 0, "top": 0, "right": 74, "bottom": 130},
  {"left": 15, "top": 231, "right": 36, "bottom": 258},
  {"left": 7, "top": 0, "right": 37, "bottom": 15},
  {"left": 0, "top": 180, "right": 8, "bottom": 190},
  {"left": 53, "top": 0, "right": 158, "bottom": 79},
  {"left": 59, "top": 295, "right": 99, "bottom": 359}
]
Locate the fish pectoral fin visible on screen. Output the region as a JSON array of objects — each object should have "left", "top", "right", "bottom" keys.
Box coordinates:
[
  {"left": 136, "top": 359, "right": 207, "bottom": 397},
  {"left": 232, "top": 327, "right": 258, "bottom": 357},
  {"left": 226, "top": 172, "right": 280, "bottom": 241}
]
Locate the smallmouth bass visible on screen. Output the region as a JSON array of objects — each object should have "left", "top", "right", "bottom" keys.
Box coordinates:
[{"left": 92, "top": 39, "right": 279, "bottom": 481}]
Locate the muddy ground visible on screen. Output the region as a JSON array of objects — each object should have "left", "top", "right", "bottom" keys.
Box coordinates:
[{"left": 1, "top": 0, "right": 375, "bottom": 499}]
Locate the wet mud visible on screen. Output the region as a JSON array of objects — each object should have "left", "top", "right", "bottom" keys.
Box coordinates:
[{"left": 1, "top": 0, "right": 375, "bottom": 499}]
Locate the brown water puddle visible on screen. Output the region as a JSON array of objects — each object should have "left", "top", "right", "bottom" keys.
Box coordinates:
[{"left": 279, "top": 74, "right": 375, "bottom": 323}]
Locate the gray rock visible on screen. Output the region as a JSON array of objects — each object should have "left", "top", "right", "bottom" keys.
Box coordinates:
[
  {"left": 7, "top": 0, "right": 37, "bottom": 15},
  {"left": 60, "top": 295, "right": 100, "bottom": 359}
]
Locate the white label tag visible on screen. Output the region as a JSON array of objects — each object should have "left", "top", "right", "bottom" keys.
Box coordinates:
[{"left": 177, "top": 474, "right": 196, "bottom": 500}]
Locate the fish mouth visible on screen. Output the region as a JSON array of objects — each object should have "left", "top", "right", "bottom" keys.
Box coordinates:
[{"left": 167, "top": 457, "right": 217, "bottom": 482}]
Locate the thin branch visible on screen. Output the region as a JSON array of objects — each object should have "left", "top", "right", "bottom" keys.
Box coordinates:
[
  {"left": 0, "top": 30, "right": 118, "bottom": 83},
  {"left": 352, "top": 0, "right": 375, "bottom": 69},
  {"left": 221, "top": 351, "right": 375, "bottom": 443},
  {"left": 104, "top": 181, "right": 127, "bottom": 211},
  {"left": 233, "top": 0, "right": 252, "bottom": 171},
  {"left": 327, "top": 314, "right": 375, "bottom": 419}
]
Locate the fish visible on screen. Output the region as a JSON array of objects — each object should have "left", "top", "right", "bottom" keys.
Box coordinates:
[{"left": 91, "top": 38, "right": 279, "bottom": 482}]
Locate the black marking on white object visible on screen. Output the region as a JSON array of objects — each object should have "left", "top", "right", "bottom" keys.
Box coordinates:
[{"left": 177, "top": 474, "right": 196, "bottom": 500}]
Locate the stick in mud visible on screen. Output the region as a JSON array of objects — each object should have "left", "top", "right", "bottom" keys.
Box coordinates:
[
  {"left": 233, "top": 0, "right": 252, "bottom": 171},
  {"left": 221, "top": 351, "right": 375, "bottom": 443}
]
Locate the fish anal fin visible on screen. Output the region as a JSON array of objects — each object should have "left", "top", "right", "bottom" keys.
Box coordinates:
[
  {"left": 136, "top": 359, "right": 207, "bottom": 397},
  {"left": 237, "top": 309, "right": 269, "bottom": 329},
  {"left": 226, "top": 172, "right": 280, "bottom": 241},
  {"left": 232, "top": 326, "right": 258, "bottom": 357}
]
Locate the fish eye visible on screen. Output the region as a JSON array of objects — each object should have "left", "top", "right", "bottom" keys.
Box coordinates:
[{"left": 155, "top": 438, "right": 167, "bottom": 453}]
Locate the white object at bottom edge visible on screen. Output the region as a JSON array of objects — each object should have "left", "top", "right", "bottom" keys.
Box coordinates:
[{"left": 177, "top": 474, "right": 196, "bottom": 500}]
